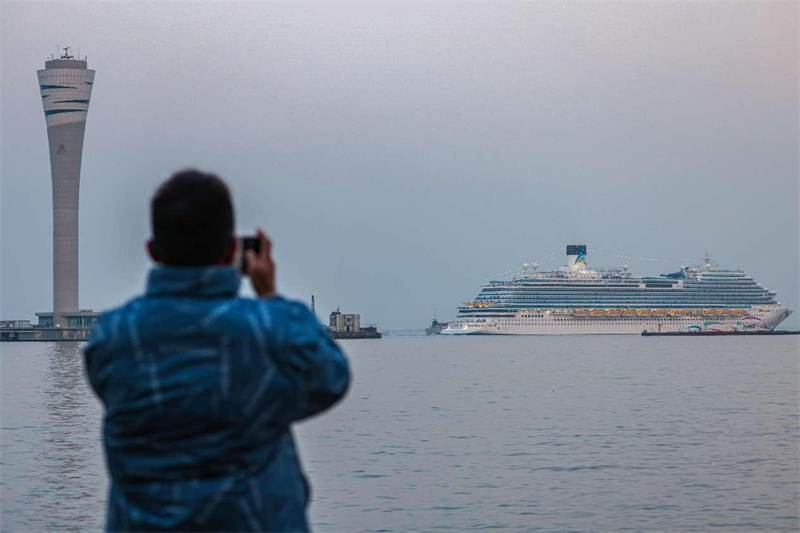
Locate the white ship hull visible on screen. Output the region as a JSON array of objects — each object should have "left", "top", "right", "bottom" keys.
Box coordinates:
[{"left": 442, "top": 305, "right": 791, "bottom": 335}]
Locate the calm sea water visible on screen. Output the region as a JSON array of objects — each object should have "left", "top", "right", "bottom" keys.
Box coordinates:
[{"left": 1, "top": 336, "right": 798, "bottom": 532}]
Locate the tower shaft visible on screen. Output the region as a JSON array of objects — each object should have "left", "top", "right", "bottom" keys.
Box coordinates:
[{"left": 48, "top": 122, "right": 86, "bottom": 324}]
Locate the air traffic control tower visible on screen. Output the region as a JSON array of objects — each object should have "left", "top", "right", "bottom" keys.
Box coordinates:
[{"left": 37, "top": 48, "right": 95, "bottom": 327}]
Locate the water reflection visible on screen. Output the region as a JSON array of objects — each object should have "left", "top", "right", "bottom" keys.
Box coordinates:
[
  {"left": 1, "top": 342, "right": 106, "bottom": 532},
  {"left": 39, "top": 342, "right": 106, "bottom": 530}
]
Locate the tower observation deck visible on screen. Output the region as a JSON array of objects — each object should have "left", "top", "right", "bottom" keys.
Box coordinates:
[{"left": 37, "top": 48, "right": 95, "bottom": 327}]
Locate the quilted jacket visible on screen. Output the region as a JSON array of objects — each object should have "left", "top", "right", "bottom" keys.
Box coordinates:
[{"left": 84, "top": 266, "right": 350, "bottom": 532}]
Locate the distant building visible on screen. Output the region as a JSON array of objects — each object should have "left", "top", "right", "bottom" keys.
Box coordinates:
[
  {"left": 0, "top": 48, "right": 100, "bottom": 341},
  {"left": 329, "top": 309, "right": 361, "bottom": 333},
  {"left": 1, "top": 50, "right": 99, "bottom": 339},
  {"left": 35, "top": 310, "right": 101, "bottom": 328},
  {"left": 328, "top": 309, "right": 381, "bottom": 339},
  {"left": 37, "top": 48, "right": 96, "bottom": 327}
]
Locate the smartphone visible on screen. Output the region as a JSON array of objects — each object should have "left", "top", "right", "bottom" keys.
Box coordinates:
[{"left": 237, "top": 236, "right": 261, "bottom": 274}]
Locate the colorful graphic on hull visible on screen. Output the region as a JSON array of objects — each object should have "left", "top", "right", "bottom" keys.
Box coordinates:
[{"left": 678, "top": 315, "right": 766, "bottom": 333}]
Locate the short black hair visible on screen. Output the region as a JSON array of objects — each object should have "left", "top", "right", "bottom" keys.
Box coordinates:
[{"left": 150, "top": 169, "right": 234, "bottom": 266}]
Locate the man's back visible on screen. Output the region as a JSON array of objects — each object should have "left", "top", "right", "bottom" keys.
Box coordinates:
[{"left": 85, "top": 266, "right": 350, "bottom": 532}]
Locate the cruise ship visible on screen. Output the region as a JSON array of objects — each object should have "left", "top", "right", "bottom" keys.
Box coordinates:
[{"left": 442, "top": 245, "right": 792, "bottom": 335}]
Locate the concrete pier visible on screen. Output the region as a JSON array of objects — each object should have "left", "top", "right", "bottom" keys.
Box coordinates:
[{"left": 0, "top": 327, "right": 92, "bottom": 342}]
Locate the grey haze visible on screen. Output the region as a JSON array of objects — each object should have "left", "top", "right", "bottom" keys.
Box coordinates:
[{"left": 1, "top": 2, "right": 798, "bottom": 329}]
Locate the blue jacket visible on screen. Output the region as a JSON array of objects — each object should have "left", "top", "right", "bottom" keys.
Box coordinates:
[{"left": 84, "top": 266, "right": 350, "bottom": 532}]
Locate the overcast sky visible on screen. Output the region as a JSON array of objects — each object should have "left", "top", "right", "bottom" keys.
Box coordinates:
[{"left": 1, "top": 2, "right": 798, "bottom": 329}]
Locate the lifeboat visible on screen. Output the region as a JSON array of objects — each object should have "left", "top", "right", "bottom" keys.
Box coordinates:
[
  {"left": 607, "top": 309, "right": 622, "bottom": 315},
  {"left": 465, "top": 301, "right": 497, "bottom": 309},
  {"left": 623, "top": 309, "right": 636, "bottom": 315}
]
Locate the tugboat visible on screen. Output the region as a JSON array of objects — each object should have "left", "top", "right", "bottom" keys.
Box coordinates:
[{"left": 425, "top": 319, "right": 450, "bottom": 335}]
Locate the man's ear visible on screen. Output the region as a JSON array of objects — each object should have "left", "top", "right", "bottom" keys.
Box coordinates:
[
  {"left": 147, "top": 240, "right": 160, "bottom": 263},
  {"left": 222, "top": 239, "right": 237, "bottom": 266}
]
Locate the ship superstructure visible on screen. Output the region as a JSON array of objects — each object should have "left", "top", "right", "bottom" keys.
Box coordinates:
[{"left": 442, "top": 245, "right": 792, "bottom": 335}]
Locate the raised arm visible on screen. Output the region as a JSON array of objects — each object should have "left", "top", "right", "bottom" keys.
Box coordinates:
[
  {"left": 270, "top": 300, "right": 351, "bottom": 422},
  {"left": 245, "top": 229, "right": 350, "bottom": 421}
]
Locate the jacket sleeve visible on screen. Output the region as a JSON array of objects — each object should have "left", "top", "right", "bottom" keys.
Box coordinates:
[{"left": 269, "top": 300, "right": 351, "bottom": 422}]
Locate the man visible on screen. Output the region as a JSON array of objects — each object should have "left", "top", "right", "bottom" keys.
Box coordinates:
[{"left": 84, "top": 169, "right": 350, "bottom": 532}]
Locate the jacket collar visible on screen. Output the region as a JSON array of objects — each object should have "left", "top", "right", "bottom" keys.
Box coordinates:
[{"left": 145, "top": 265, "right": 241, "bottom": 298}]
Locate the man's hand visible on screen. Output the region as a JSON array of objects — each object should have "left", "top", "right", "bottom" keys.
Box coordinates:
[{"left": 246, "top": 229, "right": 276, "bottom": 298}]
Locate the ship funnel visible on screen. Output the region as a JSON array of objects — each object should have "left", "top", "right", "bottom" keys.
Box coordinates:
[{"left": 567, "top": 244, "right": 587, "bottom": 270}]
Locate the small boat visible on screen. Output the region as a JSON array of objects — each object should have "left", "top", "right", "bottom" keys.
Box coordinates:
[{"left": 425, "top": 319, "right": 450, "bottom": 335}]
